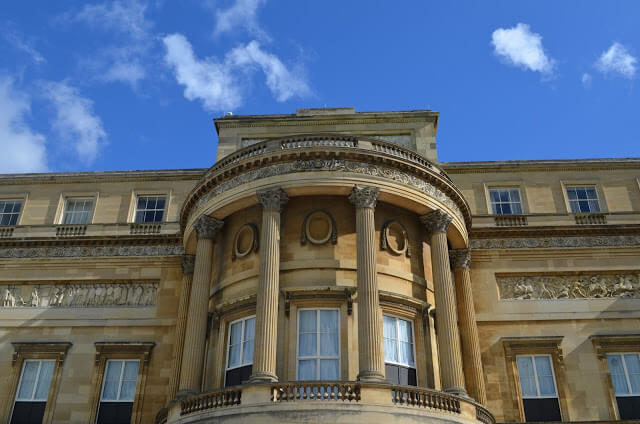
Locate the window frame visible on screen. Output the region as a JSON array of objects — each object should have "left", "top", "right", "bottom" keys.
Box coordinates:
[
  {"left": 515, "top": 354, "right": 559, "bottom": 399},
  {"left": 99, "top": 359, "right": 141, "bottom": 403},
  {"left": 224, "top": 315, "right": 256, "bottom": 387},
  {"left": 591, "top": 334, "right": 640, "bottom": 420},
  {"left": 488, "top": 187, "right": 524, "bottom": 215},
  {"left": 296, "top": 307, "right": 341, "bottom": 381},
  {"left": 606, "top": 352, "right": 640, "bottom": 397},
  {"left": 483, "top": 183, "right": 528, "bottom": 215},
  {"left": 0, "top": 198, "right": 25, "bottom": 227},
  {"left": 61, "top": 197, "right": 96, "bottom": 225},
  {"left": 127, "top": 190, "right": 172, "bottom": 224},
  {"left": 382, "top": 313, "right": 417, "bottom": 369},
  {"left": 560, "top": 181, "right": 608, "bottom": 214}
]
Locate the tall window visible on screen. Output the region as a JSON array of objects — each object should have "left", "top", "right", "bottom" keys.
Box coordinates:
[
  {"left": 134, "top": 196, "right": 165, "bottom": 223},
  {"left": 489, "top": 188, "right": 523, "bottom": 215},
  {"left": 11, "top": 360, "right": 55, "bottom": 424},
  {"left": 97, "top": 360, "right": 139, "bottom": 424},
  {"left": 225, "top": 316, "right": 255, "bottom": 387},
  {"left": 516, "top": 355, "right": 561, "bottom": 422},
  {"left": 607, "top": 353, "right": 640, "bottom": 419},
  {"left": 566, "top": 186, "right": 600, "bottom": 213},
  {"left": 0, "top": 200, "right": 22, "bottom": 226},
  {"left": 297, "top": 309, "right": 339, "bottom": 380},
  {"left": 62, "top": 198, "right": 94, "bottom": 225},
  {"left": 383, "top": 315, "right": 416, "bottom": 386}
]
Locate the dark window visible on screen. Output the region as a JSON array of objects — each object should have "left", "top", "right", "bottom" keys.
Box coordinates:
[
  {"left": 616, "top": 396, "right": 640, "bottom": 420},
  {"left": 0, "top": 200, "right": 22, "bottom": 226},
  {"left": 134, "top": 196, "right": 165, "bottom": 223},
  {"left": 96, "top": 402, "right": 134, "bottom": 424},
  {"left": 522, "top": 398, "right": 562, "bottom": 422},
  {"left": 225, "top": 365, "right": 252, "bottom": 387},
  {"left": 98, "top": 360, "right": 139, "bottom": 424},
  {"left": 385, "top": 364, "right": 417, "bottom": 386},
  {"left": 516, "top": 355, "right": 561, "bottom": 422},
  {"left": 11, "top": 360, "right": 54, "bottom": 424},
  {"left": 10, "top": 402, "right": 46, "bottom": 424},
  {"left": 607, "top": 353, "right": 640, "bottom": 419},
  {"left": 383, "top": 315, "right": 416, "bottom": 386}
]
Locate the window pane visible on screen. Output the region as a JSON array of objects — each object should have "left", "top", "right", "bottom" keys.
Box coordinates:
[
  {"left": 17, "top": 361, "right": 39, "bottom": 399},
  {"left": 509, "top": 189, "right": 521, "bottom": 202},
  {"left": 320, "top": 332, "right": 338, "bottom": 357},
  {"left": 298, "top": 333, "right": 316, "bottom": 357},
  {"left": 244, "top": 318, "right": 255, "bottom": 342},
  {"left": 567, "top": 188, "right": 577, "bottom": 200},
  {"left": 120, "top": 381, "right": 137, "bottom": 401},
  {"left": 230, "top": 321, "right": 242, "bottom": 345},
  {"left": 608, "top": 354, "right": 629, "bottom": 394},
  {"left": 34, "top": 361, "right": 54, "bottom": 400},
  {"left": 534, "top": 356, "right": 556, "bottom": 396},
  {"left": 228, "top": 344, "right": 241, "bottom": 368},
  {"left": 397, "top": 319, "right": 412, "bottom": 343},
  {"left": 123, "top": 361, "right": 139, "bottom": 381},
  {"left": 320, "top": 310, "right": 338, "bottom": 332},
  {"left": 588, "top": 200, "right": 600, "bottom": 212},
  {"left": 319, "top": 359, "right": 339, "bottom": 380},
  {"left": 399, "top": 342, "right": 414, "bottom": 366},
  {"left": 298, "top": 360, "right": 316, "bottom": 380},
  {"left": 512, "top": 203, "right": 523, "bottom": 214},
  {"left": 576, "top": 188, "right": 587, "bottom": 200},
  {"left": 299, "top": 310, "right": 316, "bottom": 332},
  {"left": 490, "top": 190, "right": 501, "bottom": 203},
  {"left": 242, "top": 340, "right": 254, "bottom": 365},
  {"left": 384, "top": 338, "right": 398, "bottom": 363},
  {"left": 516, "top": 356, "right": 537, "bottom": 397},
  {"left": 383, "top": 316, "right": 397, "bottom": 339},
  {"left": 624, "top": 354, "right": 640, "bottom": 393},
  {"left": 102, "top": 361, "right": 122, "bottom": 400}
]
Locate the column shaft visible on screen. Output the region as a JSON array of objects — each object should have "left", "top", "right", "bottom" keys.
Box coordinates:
[
  {"left": 251, "top": 188, "right": 288, "bottom": 382},
  {"left": 168, "top": 255, "right": 194, "bottom": 399},
  {"left": 350, "top": 186, "right": 385, "bottom": 382}
]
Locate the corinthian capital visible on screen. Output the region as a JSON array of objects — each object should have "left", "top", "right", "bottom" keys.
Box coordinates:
[
  {"left": 181, "top": 254, "right": 195, "bottom": 274},
  {"left": 449, "top": 248, "right": 471, "bottom": 269},
  {"left": 420, "top": 209, "right": 452, "bottom": 234},
  {"left": 194, "top": 215, "right": 224, "bottom": 240},
  {"left": 257, "top": 187, "right": 289, "bottom": 212},
  {"left": 348, "top": 185, "right": 379, "bottom": 209}
]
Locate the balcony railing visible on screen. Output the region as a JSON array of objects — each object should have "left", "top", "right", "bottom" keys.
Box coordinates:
[
  {"left": 180, "top": 388, "right": 242, "bottom": 415},
  {"left": 56, "top": 225, "right": 87, "bottom": 237},
  {"left": 0, "top": 222, "right": 180, "bottom": 239},
  {"left": 574, "top": 213, "right": 607, "bottom": 225},
  {"left": 494, "top": 215, "right": 528, "bottom": 227},
  {"left": 272, "top": 381, "right": 361, "bottom": 402}
]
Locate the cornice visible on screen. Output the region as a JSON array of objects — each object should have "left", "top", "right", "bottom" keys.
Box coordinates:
[
  {"left": 471, "top": 224, "right": 640, "bottom": 239},
  {"left": 0, "top": 169, "right": 205, "bottom": 185},
  {"left": 442, "top": 158, "right": 640, "bottom": 174}
]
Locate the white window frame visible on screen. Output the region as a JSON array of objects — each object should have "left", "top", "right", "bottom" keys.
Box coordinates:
[
  {"left": 565, "top": 185, "right": 601, "bottom": 213},
  {"left": 488, "top": 187, "right": 524, "bottom": 215},
  {"left": 128, "top": 191, "right": 170, "bottom": 224},
  {"left": 61, "top": 197, "right": 95, "bottom": 225},
  {"left": 224, "top": 316, "right": 255, "bottom": 381},
  {"left": 607, "top": 352, "right": 640, "bottom": 397},
  {"left": 14, "top": 359, "right": 55, "bottom": 402},
  {"left": 516, "top": 354, "right": 559, "bottom": 399},
  {"left": 383, "top": 314, "right": 417, "bottom": 369},
  {"left": 296, "top": 308, "right": 341, "bottom": 381},
  {"left": 99, "top": 359, "right": 140, "bottom": 403},
  {"left": 0, "top": 198, "right": 25, "bottom": 227}
]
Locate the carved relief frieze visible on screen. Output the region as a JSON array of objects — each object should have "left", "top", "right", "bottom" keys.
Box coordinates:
[
  {"left": 471, "top": 235, "right": 640, "bottom": 250},
  {"left": 497, "top": 273, "right": 640, "bottom": 300},
  {"left": 191, "top": 160, "right": 465, "bottom": 226},
  {"left": 1, "top": 282, "right": 158, "bottom": 308},
  {"left": 0, "top": 244, "right": 183, "bottom": 259}
]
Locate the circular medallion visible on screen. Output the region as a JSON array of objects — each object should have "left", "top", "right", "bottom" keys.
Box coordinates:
[
  {"left": 234, "top": 224, "right": 256, "bottom": 259},
  {"left": 384, "top": 221, "right": 408, "bottom": 256},
  {"left": 304, "top": 211, "right": 333, "bottom": 245}
]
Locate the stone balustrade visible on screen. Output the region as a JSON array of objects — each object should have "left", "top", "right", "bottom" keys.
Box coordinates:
[
  {"left": 272, "top": 382, "right": 361, "bottom": 402},
  {"left": 494, "top": 215, "right": 528, "bottom": 227},
  {"left": 180, "top": 389, "right": 242, "bottom": 415},
  {"left": 56, "top": 225, "right": 87, "bottom": 237}
]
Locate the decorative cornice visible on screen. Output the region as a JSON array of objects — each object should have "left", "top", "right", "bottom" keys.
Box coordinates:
[
  {"left": 257, "top": 187, "right": 289, "bottom": 211},
  {"left": 590, "top": 334, "right": 640, "bottom": 359},
  {"left": 0, "top": 169, "right": 204, "bottom": 185},
  {"left": 181, "top": 255, "right": 195, "bottom": 274},
  {"left": 420, "top": 210, "right": 452, "bottom": 234},
  {"left": 348, "top": 185, "right": 379, "bottom": 209},
  {"left": 12, "top": 342, "right": 73, "bottom": 365},
  {"left": 449, "top": 249, "right": 471, "bottom": 269},
  {"left": 94, "top": 341, "right": 155, "bottom": 364},
  {"left": 194, "top": 215, "right": 224, "bottom": 240},
  {"left": 0, "top": 244, "right": 183, "bottom": 259},
  {"left": 471, "top": 235, "right": 640, "bottom": 250}
]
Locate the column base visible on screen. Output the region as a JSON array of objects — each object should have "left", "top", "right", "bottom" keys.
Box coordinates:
[
  {"left": 175, "top": 389, "right": 199, "bottom": 400},
  {"left": 248, "top": 371, "right": 278, "bottom": 383},
  {"left": 443, "top": 386, "right": 468, "bottom": 397},
  {"left": 357, "top": 370, "right": 387, "bottom": 383}
]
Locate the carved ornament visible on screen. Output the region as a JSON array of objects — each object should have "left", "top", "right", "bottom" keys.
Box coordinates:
[
  {"left": 348, "top": 185, "right": 380, "bottom": 209},
  {"left": 257, "top": 187, "right": 289, "bottom": 211},
  {"left": 471, "top": 235, "right": 640, "bottom": 250},
  {"left": 420, "top": 210, "right": 452, "bottom": 234},
  {"left": 194, "top": 215, "right": 224, "bottom": 240},
  {"left": 0, "top": 244, "right": 183, "bottom": 259},
  {"left": 181, "top": 254, "right": 195, "bottom": 275},
  {"left": 302, "top": 210, "right": 337, "bottom": 245},
  {"left": 449, "top": 249, "right": 471, "bottom": 269},
  {"left": 381, "top": 220, "right": 410, "bottom": 257},
  {"left": 233, "top": 224, "right": 259, "bottom": 260}
]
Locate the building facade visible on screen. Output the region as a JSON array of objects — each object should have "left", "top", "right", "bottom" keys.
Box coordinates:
[{"left": 0, "top": 108, "right": 638, "bottom": 424}]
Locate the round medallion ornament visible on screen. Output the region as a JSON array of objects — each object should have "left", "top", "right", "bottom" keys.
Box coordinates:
[
  {"left": 301, "top": 211, "right": 337, "bottom": 245},
  {"left": 381, "top": 220, "right": 410, "bottom": 257},
  {"left": 233, "top": 224, "right": 259, "bottom": 260}
]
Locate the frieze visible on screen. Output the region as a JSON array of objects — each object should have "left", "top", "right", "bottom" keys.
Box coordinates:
[
  {"left": 1, "top": 282, "right": 158, "bottom": 307},
  {"left": 471, "top": 235, "right": 640, "bottom": 250},
  {"left": 497, "top": 274, "right": 640, "bottom": 300},
  {"left": 192, "top": 159, "right": 464, "bottom": 226},
  {"left": 0, "top": 244, "right": 184, "bottom": 259}
]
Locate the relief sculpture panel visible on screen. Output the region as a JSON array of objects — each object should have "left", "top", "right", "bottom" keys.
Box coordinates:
[
  {"left": 1, "top": 282, "right": 158, "bottom": 307},
  {"left": 497, "top": 273, "right": 640, "bottom": 300}
]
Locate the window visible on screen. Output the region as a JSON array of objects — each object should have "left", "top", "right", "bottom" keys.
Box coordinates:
[
  {"left": 607, "top": 353, "right": 640, "bottom": 419},
  {"left": 225, "top": 316, "right": 255, "bottom": 387},
  {"left": 134, "top": 196, "right": 165, "bottom": 223},
  {"left": 297, "top": 309, "right": 339, "bottom": 380},
  {"left": 0, "top": 200, "right": 22, "bottom": 226},
  {"left": 383, "top": 315, "right": 416, "bottom": 386},
  {"left": 516, "top": 355, "right": 561, "bottom": 422},
  {"left": 489, "top": 188, "right": 522, "bottom": 215},
  {"left": 97, "top": 360, "right": 139, "bottom": 424},
  {"left": 566, "top": 186, "right": 600, "bottom": 213},
  {"left": 62, "top": 198, "right": 94, "bottom": 225},
  {"left": 11, "top": 360, "right": 55, "bottom": 424}
]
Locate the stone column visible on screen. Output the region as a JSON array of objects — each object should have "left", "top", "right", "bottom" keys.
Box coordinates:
[
  {"left": 349, "top": 185, "right": 386, "bottom": 382},
  {"left": 420, "top": 210, "right": 466, "bottom": 395},
  {"left": 168, "top": 254, "right": 195, "bottom": 399},
  {"left": 450, "top": 248, "right": 487, "bottom": 404},
  {"left": 178, "top": 216, "right": 223, "bottom": 396},
  {"left": 250, "top": 187, "right": 288, "bottom": 382}
]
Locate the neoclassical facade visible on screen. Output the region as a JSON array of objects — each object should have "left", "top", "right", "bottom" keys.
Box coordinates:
[{"left": 0, "top": 108, "right": 638, "bottom": 424}]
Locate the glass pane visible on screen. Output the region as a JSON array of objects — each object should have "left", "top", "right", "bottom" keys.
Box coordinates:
[
  {"left": 102, "top": 361, "right": 122, "bottom": 400},
  {"left": 499, "top": 190, "right": 509, "bottom": 202},
  {"left": 135, "top": 211, "right": 145, "bottom": 222},
  {"left": 383, "top": 316, "right": 397, "bottom": 340},
  {"left": 537, "top": 375, "right": 556, "bottom": 396},
  {"left": 18, "top": 361, "right": 39, "bottom": 399},
  {"left": 155, "top": 197, "right": 166, "bottom": 210},
  {"left": 517, "top": 356, "right": 537, "bottom": 397},
  {"left": 509, "top": 189, "right": 521, "bottom": 202},
  {"left": 534, "top": 356, "right": 553, "bottom": 376},
  {"left": 502, "top": 203, "right": 512, "bottom": 214},
  {"left": 397, "top": 319, "right": 412, "bottom": 343},
  {"left": 384, "top": 338, "right": 398, "bottom": 363},
  {"left": 585, "top": 187, "right": 597, "bottom": 198},
  {"left": 576, "top": 188, "right": 587, "bottom": 200},
  {"left": 608, "top": 355, "right": 629, "bottom": 394},
  {"left": 489, "top": 190, "right": 500, "bottom": 203},
  {"left": 519, "top": 375, "right": 537, "bottom": 397},
  {"left": 320, "top": 310, "right": 338, "bottom": 332},
  {"left": 399, "top": 342, "right": 414, "bottom": 366},
  {"left": 299, "top": 310, "right": 317, "bottom": 332},
  {"left": 228, "top": 344, "right": 241, "bottom": 368},
  {"left": 567, "top": 188, "right": 577, "bottom": 200},
  {"left": 137, "top": 197, "right": 147, "bottom": 209},
  {"left": 230, "top": 321, "right": 242, "bottom": 345},
  {"left": 320, "top": 332, "right": 338, "bottom": 357},
  {"left": 120, "top": 381, "right": 137, "bottom": 401},
  {"left": 34, "top": 361, "right": 54, "bottom": 400},
  {"left": 588, "top": 200, "right": 600, "bottom": 212},
  {"left": 512, "top": 203, "right": 523, "bottom": 214},
  {"left": 123, "top": 361, "right": 139, "bottom": 381},
  {"left": 298, "top": 359, "right": 316, "bottom": 380},
  {"left": 244, "top": 318, "right": 255, "bottom": 342},
  {"left": 624, "top": 354, "right": 640, "bottom": 393},
  {"left": 517, "top": 356, "right": 534, "bottom": 378},
  {"left": 242, "top": 340, "right": 254, "bottom": 365},
  {"left": 569, "top": 201, "right": 580, "bottom": 213},
  {"left": 298, "top": 333, "right": 316, "bottom": 357},
  {"left": 320, "top": 359, "right": 339, "bottom": 380}
]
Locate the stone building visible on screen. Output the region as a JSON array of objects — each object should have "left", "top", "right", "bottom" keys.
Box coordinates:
[{"left": 0, "top": 107, "right": 638, "bottom": 424}]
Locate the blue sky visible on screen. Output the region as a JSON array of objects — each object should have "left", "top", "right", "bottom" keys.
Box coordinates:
[{"left": 0, "top": 1, "right": 638, "bottom": 173}]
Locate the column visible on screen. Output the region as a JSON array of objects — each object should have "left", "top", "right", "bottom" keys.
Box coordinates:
[
  {"left": 420, "top": 210, "right": 466, "bottom": 395},
  {"left": 250, "top": 187, "right": 288, "bottom": 382},
  {"left": 349, "top": 185, "right": 386, "bottom": 382},
  {"left": 450, "top": 248, "right": 487, "bottom": 404},
  {"left": 168, "top": 254, "right": 195, "bottom": 399},
  {"left": 178, "top": 215, "right": 223, "bottom": 396}
]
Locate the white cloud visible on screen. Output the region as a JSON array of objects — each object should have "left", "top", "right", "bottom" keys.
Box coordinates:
[
  {"left": 0, "top": 76, "right": 48, "bottom": 173},
  {"left": 215, "top": 0, "right": 269, "bottom": 40},
  {"left": 596, "top": 42, "right": 637, "bottom": 79},
  {"left": 73, "top": 0, "right": 151, "bottom": 40},
  {"left": 1, "top": 25, "right": 46, "bottom": 65},
  {"left": 40, "top": 81, "right": 107, "bottom": 164},
  {"left": 163, "top": 34, "right": 309, "bottom": 112},
  {"left": 228, "top": 41, "right": 310, "bottom": 101},
  {"left": 581, "top": 73, "right": 592, "bottom": 87},
  {"left": 162, "top": 33, "right": 243, "bottom": 112},
  {"left": 491, "top": 23, "right": 554, "bottom": 74}
]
